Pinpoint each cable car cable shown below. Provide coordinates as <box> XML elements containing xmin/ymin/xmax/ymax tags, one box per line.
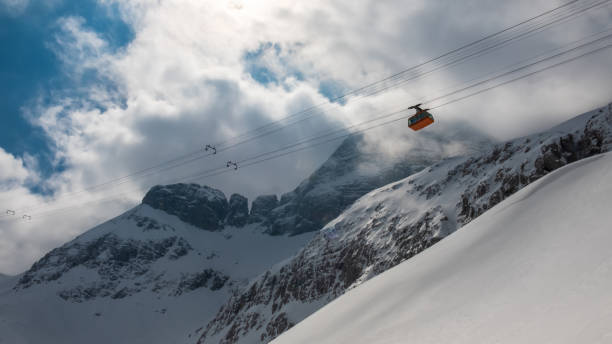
<box><xmin>3</xmin><ymin>0</ymin><xmax>609</xmax><ymax>218</ymax></box>
<box><xmin>210</xmin><ymin>0</ymin><xmax>586</xmax><ymax>148</ymax></box>
<box><xmin>211</xmin><ymin>0</ymin><xmax>611</xmax><ymax>151</ymax></box>
<box><xmin>6</xmin><ymin>29</ymin><xmax>611</xmax><ymax>221</ymax></box>
<box><xmin>8</xmin><ymin>32</ymin><xmax>611</xmax><ymax>223</ymax></box>
<box><xmin>211</xmin><ymin>0</ymin><xmax>610</xmax><ymax>149</ymax></box>
<box><xmin>12</xmin><ymin>0</ymin><xmax>607</xmax><ymax>214</ymax></box>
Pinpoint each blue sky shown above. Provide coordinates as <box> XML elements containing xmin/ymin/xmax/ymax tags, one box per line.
<box><xmin>0</xmin><ymin>0</ymin><xmax>132</xmax><ymax>180</ymax></box>
<box><xmin>243</xmin><ymin>41</ymin><xmax>347</xmax><ymax>104</ymax></box>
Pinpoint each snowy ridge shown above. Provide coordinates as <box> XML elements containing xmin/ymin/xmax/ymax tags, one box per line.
<box><xmin>196</xmin><ymin>103</ymin><xmax>612</xmax><ymax>343</ymax></box>
<box><xmin>274</xmin><ymin>151</ymin><xmax>612</xmax><ymax>344</ymax></box>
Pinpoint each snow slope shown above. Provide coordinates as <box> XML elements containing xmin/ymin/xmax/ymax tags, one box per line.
<box><xmin>0</xmin><ymin>127</ymin><xmax>470</xmax><ymax>344</ymax></box>
<box><xmin>0</xmin><ymin>204</ymin><xmax>314</xmax><ymax>344</ymax></box>
<box><xmin>275</xmin><ymin>151</ymin><xmax>612</xmax><ymax>344</ymax></box>
<box><xmin>198</xmin><ymin>104</ymin><xmax>612</xmax><ymax>343</ymax></box>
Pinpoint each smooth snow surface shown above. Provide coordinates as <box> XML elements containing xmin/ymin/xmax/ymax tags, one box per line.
<box><xmin>275</xmin><ymin>152</ymin><xmax>612</xmax><ymax>344</ymax></box>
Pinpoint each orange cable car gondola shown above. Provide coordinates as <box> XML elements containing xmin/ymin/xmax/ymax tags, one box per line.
<box><xmin>407</xmin><ymin>103</ymin><xmax>434</xmax><ymax>131</ymax></box>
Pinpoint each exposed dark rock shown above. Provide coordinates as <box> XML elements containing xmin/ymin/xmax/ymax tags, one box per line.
<box><xmin>249</xmin><ymin>195</ymin><xmax>278</xmax><ymax>224</ymax></box>
<box><xmin>261</xmin><ymin>135</ymin><xmax>440</xmax><ymax>236</ymax></box>
<box><xmin>225</xmin><ymin>194</ymin><xmax>249</xmax><ymax>227</ymax></box>
<box><xmin>198</xmin><ymin>205</ymin><xmax>452</xmax><ymax>343</ymax></box>
<box><xmin>142</xmin><ymin>183</ymin><xmax>228</xmax><ymax>231</ymax></box>
<box><xmin>112</xmin><ymin>287</ymin><xmax>131</xmax><ymax>300</ymax></box>
<box><xmin>169</xmin><ymin>238</ymin><xmax>193</xmax><ymax>260</ymax></box>
<box><xmin>262</xmin><ymin>313</ymin><xmax>294</xmax><ymax>343</ymax></box>
<box><xmin>127</xmin><ymin>212</ymin><xmax>176</xmax><ymax>232</ymax></box>
<box><xmin>475</xmin><ymin>181</ymin><xmax>489</xmax><ymax>198</ymax></box>
<box><xmin>174</xmin><ymin>269</ymin><xmax>230</xmax><ymax>296</ymax></box>
<box><xmin>58</xmin><ymin>282</ymin><xmax>118</xmax><ymax>302</ymax></box>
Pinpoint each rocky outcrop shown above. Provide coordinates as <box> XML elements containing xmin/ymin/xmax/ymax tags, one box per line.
<box><xmin>196</xmin><ymin>105</ymin><xmax>612</xmax><ymax>344</ymax></box>
<box><xmin>248</xmin><ymin>195</ymin><xmax>279</xmax><ymax>224</ymax></box>
<box><xmin>174</xmin><ymin>269</ymin><xmax>230</xmax><ymax>296</ymax></box>
<box><xmin>226</xmin><ymin>194</ymin><xmax>249</xmax><ymax>227</ymax></box>
<box><xmin>455</xmin><ymin>111</ymin><xmax>608</xmax><ymax>226</ymax></box>
<box><xmin>143</xmin><ymin>184</ymin><xmax>229</xmax><ymax>231</ymax></box>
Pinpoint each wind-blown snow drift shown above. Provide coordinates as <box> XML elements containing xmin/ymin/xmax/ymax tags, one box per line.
<box><xmin>275</xmin><ymin>151</ymin><xmax>612</xmax><ymax>344</ymax></box>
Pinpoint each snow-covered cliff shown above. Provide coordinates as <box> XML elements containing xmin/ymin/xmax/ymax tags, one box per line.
<box><xmin>274</xmin><ymin>149</ymin><xmax>612</xmax><ymax>344</ymax></box>
<box><xmin>197</xmin><ymin>104</ymin><xmax>612</xmax><ymax>343</ymax></box>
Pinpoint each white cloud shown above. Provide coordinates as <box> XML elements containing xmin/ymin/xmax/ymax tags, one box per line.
<box><xmin>2</xmin><ymin>0</ymin><xmax>612</xmax><ymax>274</ymax></box>
<box><xmin>0</xmin><ymin>148</ymin><xmax>32</xmax><ymax>186</ymax></box>
<box><xmin>0</xmin><ymin>0</ymin><xmax>28</xmax><ymax>15</ymax></box>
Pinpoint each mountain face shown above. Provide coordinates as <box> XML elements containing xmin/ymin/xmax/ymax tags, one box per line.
<box><xmin>2</xmin><ymin>129</ymin><xmax>463</xmax><ymax>343</ymax></box>
<box><xmin>196</xmin><ymin>104</ymin><xmax>612</xmax><ymax>344</ymax></box>
<box><xmin>142</xmin><ymin>184</ymin><xmax>230</xmax><ymax>231</ymax></box>
<box><xmin>3</xmin><ymin>203</ymin><xmax>315</xmax><ymax>344</ymax></box>
<box><xmin>140</xmin><ymin>134</ymin><xmax>450</xmax><ymax>237</ymax></box>
<box><xmin>226</xmin><ymin>194</ymin><xmax>249</xmax><ymax>227</ymax></box>
<box><xmin>274</xmin><ymin>151</ymin><xmax>612</xmax><ymax>344</ymax></box>
<box><xmin>259</xmin><ymin>133</ymin><xmax>465</xmax><ymax>236</ymax></box>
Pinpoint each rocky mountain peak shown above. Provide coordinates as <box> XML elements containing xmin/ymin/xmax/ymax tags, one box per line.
<box><xmin>260</xmin><ymin>133</ymin><xmax>449</xmax><ymax>236</ymax></box>
<box><xmin>140</xmin><ymin>130</ymin><xmax>480</xmax><ymax>237</ymax></box>
<box><xmin>142</xmin><ymin>183</ymin><xmax>230</xmax><ymax>231</ymax></box>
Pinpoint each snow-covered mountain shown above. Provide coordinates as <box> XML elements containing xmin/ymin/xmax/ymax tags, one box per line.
<box><xmin>247</xmin><ymin>132</ymin><xmax>462</xmax><ymax>236</ymax></box>
<box><xmin>1</xmin><ymin>201</ymin><xmax>314</xmax><ymax>344</ymax></box>
<box><xmin>274</xmin><ymin>150</ymin><xmax>612</xmax><ymax>344</ymax></box>
<box><xmin>0</xmin><ymin>129</ymin><xmax>460</xmax><ymax>343</ymax></box>
<box><xmin>5</xmin><ymin>102</ymin><xmax>608</xmax><ymax>344</ymax></box>
<box><xmin>197</xmin><ymin>104</ymin><xmax>612</xmax><ymax>343</ymax></box>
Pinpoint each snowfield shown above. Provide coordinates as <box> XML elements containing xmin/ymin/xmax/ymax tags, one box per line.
<box><xmin>274</xmin><ymin>151</ymin><xmax>612</xmax><ymax>344</ymax></box>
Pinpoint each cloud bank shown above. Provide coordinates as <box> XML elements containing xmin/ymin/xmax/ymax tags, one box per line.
<box><xmin>1</xmin><ymin>0</ymin><xmax>611</xmax><ymax>274</ymax></box>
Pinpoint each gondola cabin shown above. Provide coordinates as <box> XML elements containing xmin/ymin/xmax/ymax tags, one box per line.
<box><xmin>407</xmin><ymin>104</ymin><xmax>434</xmax><ymax>131</ymax></box>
